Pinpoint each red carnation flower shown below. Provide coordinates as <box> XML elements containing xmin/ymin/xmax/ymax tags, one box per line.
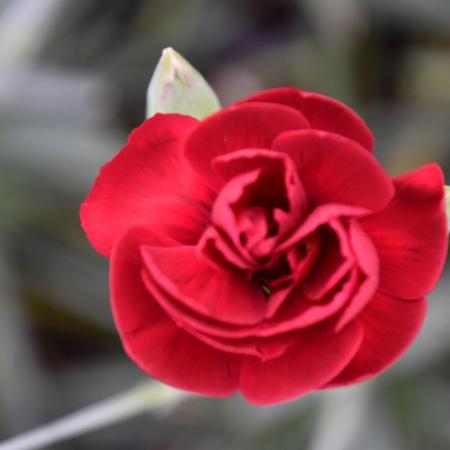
<box><xmin>80</xmin><ymin>87</ymin><xmax>448</xmax><ymax>405</ymax></box>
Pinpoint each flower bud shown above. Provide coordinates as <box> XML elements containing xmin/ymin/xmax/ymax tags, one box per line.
<box><xmin>146</xmin><ymin>47</ymin><xmax>220</xmax><ymax>119</ymax></box>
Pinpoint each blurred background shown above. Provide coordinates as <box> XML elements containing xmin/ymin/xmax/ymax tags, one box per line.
<box><xmin>1</xmin><ymin>0</ymin><xmax>450</xmax><ymax>448</ymax></box>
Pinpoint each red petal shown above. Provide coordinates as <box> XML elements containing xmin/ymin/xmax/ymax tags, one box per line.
<box><xmin>240</xmin><ymin>87</ymin><xmax>374</xmax><ymax>151</ymax></box>
<box><xmin>213</xmin><ymin>148</ymin><xmax>308</xmax><ymax>224</ymax></box>
<box><xmin>210</xmin><ymin>149</ymin><xmax>309</xmax><ymax>264</ymax></box>
<box><xmin>362</xmin><ymin>164</ymin><xmax>448</xmax><ymax>300</ymax></box>
<box><xmin>279</xmin><ymin>203</ymin><xmax>370</xmax><ymax>252</ymax></box>
<box><xmin>140</xmin><ymin>251</ymin><xmax>299</xmax><ymax>361</ymax></box>
<box><xmin>80</xmin><ymin>114</ymin><xmax>212</xmax><ymax>257</ymax></box>
<box><xmin>143</xmin><ymin>198</ymin><xmax>211</xmax><ymax>245</ymax></box>
<box><xmin>140</xmin><ymin>245</ymin><xmax>267</xmax><ymax>325</ymax></box>
<box><xmin>185</xmin><ymin>327</ymin><xmax>297</xmax><ymax>361</ymax></box>
<box><xmin>198</xmin><ymin>226</ymin><xmax>252</xmax><ymax>271</ymax></box>
<box><xmin>184</xmin><ymin>102</ymin><xmax>309</xmax><ymax>191</ymax></box>
<box><xmin>327</xmin><ymin>293</ymin><xmax>426</xmax><ymax>386</ymax></box>
<box><xmin>273</xmin><ymin>130</ymin><xmax>394</xmax><ymax>211</ymax></box>
<box><xmin>334</xmin><ymin>220</ymin><xmax>379</xmax><ymax>329</ymax></box>
<box><xmin>263</xmin><ymin>269</ymin><xmax>359</xmax><ymax>333</ymax></box>
<box><xmin>303</xmin><ymin>220</ymin><xmax>353</xmax><ymax>301</ymax></box>
<box><xmin>240</xmin><ymin>321</ymin><xmax>363</xmax><ymax>405</ymax></box>
<box><xmin>110</xmin><ymin>226</ymin><xmax>239</xmax><ymax>396</ymax></box>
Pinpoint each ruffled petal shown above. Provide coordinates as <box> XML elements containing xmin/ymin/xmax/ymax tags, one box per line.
<box><xmin>239</xmin><ymin>321</ymin><xmax>363</xmax><ymax>405</ymax></box>
<box><xmin>210</xmin><ymin>149</ymin><xmax>309</xmax><ymax>266</ymax></box>
<box><xmin>198</xmin><ymin>226</ymin><xmax>251</xmax><ymax>271</ymax></box>
<box><xmin>302</xmin><ymin>220</ymin><xmax>353</xmax><ymax>301</ymax></box>
<box><xmin>262</xmin><ymin>269</ymin><xmax>359</xmax><ymax>334</ymax></box>
<box><xmin>272</xmin><ymin>130</ymin><xmax>394</xmax><ymax>211</ymax></box>
<box><xmin>213</xmin><ymin>148</ymin><xmax>308</xmax><ymax>228</ymax></box>
<box><xmin>279</xmin><ymin>203</ymin><xmax>370</xmax><ymax>252</ymax></box>
<box><xmin>239</xmin><ymin>86</ymin><xmax>374</xmax><ymax>151</ymax></box>
<box><xmin>110</xmin><ymin>226</ymin><xmax>240</xmax><ymax>396</ymax></box>
<box><xmin>140</xmin><ymin>245</ymin><xmax>267</xmax><ymax>325</ymax></box>
<box><xmin>139</xmin><ymin>250</ymin><xmax>298</xmax><ymax>361</ymax></box>
<box><xmin>161</xmin><ymin>307</ymin><xmax>298</xmax><ymax>361</ymax></box>
<box><xmin>80</xmin><ymin>113</ymin><xmax>212</xmax><ymax>257</ymax></box>
<box><xmin>210</xmin><ymin>170</ymin><xmax>262</xmax><ymax>266</ymax></box>
<box><xmin>327</xmin><ymin>293</ymin><xmax>426</xmax><ymax>386</ymax></box>
<box><xmin>184</xmin><ymin>102</ymin><xmax>309</xmax><ymax>190</ymax></box>
<box><xmin>361</xmin><ymin>164</ymin><xmax>448</xmax><ymax>300</ymax></box>
<box><xmin>265</xmin><ymin>218</ymin><xmax>378</xmax><ymax>331</ymax></box>
<box><xmin>334</xmin><ymin>220</ymin><xmax>379</xmax><ymax>329</ymax></box>
<box><xmin>140</xmin><ymin>198</ymin><xmax>210</xmax><ymax>245</ymax></box>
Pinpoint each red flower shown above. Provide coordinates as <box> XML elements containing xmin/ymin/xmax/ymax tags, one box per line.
<box><xmin>80</xmin><ymin>87</ymin><xmax>448</xmax><ymax>405</ymax></box>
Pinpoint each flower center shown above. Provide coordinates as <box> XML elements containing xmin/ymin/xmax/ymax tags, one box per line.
<box><xmin>198</xmin><ymin>149</ymin><xmax>318</xmax><ymax>297</ymax></box>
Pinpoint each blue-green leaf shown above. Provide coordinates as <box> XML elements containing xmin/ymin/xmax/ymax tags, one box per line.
<box><xmin>445</xmin><ymin>186</ymin><xmax>450</xmax><ymax>231</ymax></box>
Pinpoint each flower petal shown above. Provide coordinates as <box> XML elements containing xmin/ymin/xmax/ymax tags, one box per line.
<box><xmin>279</xmin><ymin>203</ymin><xmax>370</xmax><ymax>252</ymax></box>
<box><xmin>263</xmin><ymin>269</ymin><xmax>359</xmax><ymax>333</ymax></box>
<box><xmin>184</xmin><ymin>102</ymin><xmax>309</xmax><ymax>190</ymax></box>
<box><xmin>239</xmin><ymin>321</ymin><xmax>363</xmax><ymax>405</ymax></box>
<box><xmin>272</xmin><ymin>130</ymin><xmax>394</xmax><ymax>211</ymax></box>
<box><xmin>239</xmin><ymin>86</ymin><xmax>374</xmax><ymax>151</ymax></box>
<box><xmin>139</xmin><ymin>247</ymin><xmax>299</xmax><ymax>361</ymax></box>
<box><xmin>302</xmin><ymin>220</ymin><xmax>353</xmax><ymax>301</ymax></box>
<box><xmin>110</xmin><ymin>226</ymin><xmax>240</xmax><ymax>396</ymax></box>
<box><xmin>197</xmin><ymin>226</ymin><xmax>248</xmax><ymax>271</ymax></box>
<box><xmin>334</xmin><ymin>220</ymin><xmax>379</xmax><ymax>330</ymax></box>
<box><xmin>140</xmin><ymin>245</ymin><xmax>267</xmax><ymax>325</ymax></box>
<box><xmin>80</xmin><ymin>113</ymin><xmax>212</xmax><ymax>257</ymax></box>
<box><xmin>327</xmin><ymin>293</ymin><xmax>426</xmax><ymax>386</ymax></box>
<box><xmin>210</xmin><ymin>150</ymin><xmax>309</xmax><ymax>265</ymax></box>
<box><xmin>213</xmin><ymin>148</ymin><xmax>309</xmax><ymax>225</ymax></box>
<box><xmin>142</xmin><ymin>198</ymin><xmax>211</xmax><ymax>245</ymax></box>
<box><xmin>149</xmin><ymin>296</ymin><xmax>298</xmax><ymax>361</ymax></box>
<box><xmin>361</xmin><ymin>164</ymin><xmax>448</xmax><ymax>300</ymax></box>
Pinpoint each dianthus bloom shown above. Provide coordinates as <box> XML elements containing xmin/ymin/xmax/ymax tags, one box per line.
<box><xmin>81</xmin><ymin>87</ymin><xmax>448</xmax><ymax>405</ymax></box>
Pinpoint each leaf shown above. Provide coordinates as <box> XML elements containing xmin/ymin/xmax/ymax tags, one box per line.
<box><xmin>445</xmin><ymin>185</ymin><xmax>450</xmax><ymax>232</ymax></box>
<box><xmin>146</xmin><ymin>47</ymin><xmax>221</xmax><ymax>120</ymax></box>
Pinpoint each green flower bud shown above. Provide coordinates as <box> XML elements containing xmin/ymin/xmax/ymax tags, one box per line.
<box><xmin>146</xmin><ymin>47</ymin><xmax>220</xmax><ymax>120</ymax></box>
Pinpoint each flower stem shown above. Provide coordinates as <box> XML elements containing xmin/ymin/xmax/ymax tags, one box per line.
<box><xmin>0</xmin><ymin>382</ymin><xmax>188</xmax><ymax>450</ymax></box>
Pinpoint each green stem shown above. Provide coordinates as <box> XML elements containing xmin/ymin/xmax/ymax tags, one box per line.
<box><xmin>0</xmin><ymin>382</ymin><xmax>188</xmax><ymax>450</ymax></box>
